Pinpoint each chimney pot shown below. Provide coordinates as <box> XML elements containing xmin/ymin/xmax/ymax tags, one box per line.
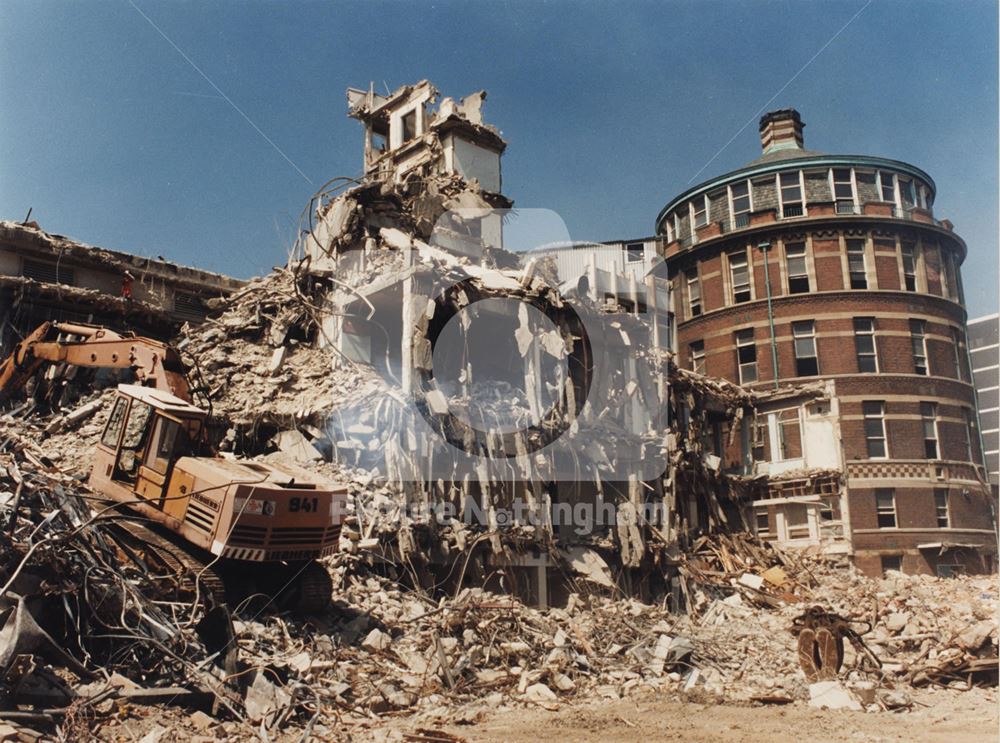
<box><xmin>759</xmin><ymin>109</ymin><xmax>805</xmax><ymax>154</ymax></box>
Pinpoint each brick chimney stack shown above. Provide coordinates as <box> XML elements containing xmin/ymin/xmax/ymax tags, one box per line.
<box><xmin>759</xmin><ymin>109</ymin><xmax>805</xmax><ymax>154</ymax></box>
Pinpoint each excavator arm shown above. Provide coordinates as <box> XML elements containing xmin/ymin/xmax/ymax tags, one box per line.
<box><xmin>0</xmin><ymin>321</ymin><xmax>190</xmax><ymax>403</ymax></box>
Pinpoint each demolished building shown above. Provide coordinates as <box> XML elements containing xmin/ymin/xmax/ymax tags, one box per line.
<box><xmin>167</xmin><ymin>80</ymin><xmax>756</xmax><ymax>608</ymax></box>
<box><xmin>0</xmin><ymin>220</ymin><xmax>244</xmax><ymax>357</ymax></box>
<box><xmin>0</xmin><ymin>81</ymin><xmax>996</xmax><ymax>740</ymax></box>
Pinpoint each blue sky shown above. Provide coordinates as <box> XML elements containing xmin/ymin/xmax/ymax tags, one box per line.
<box><xmin>1</xmin><ymin>0</ymin><xmax>996</xmax><ymax>316</ymax></box>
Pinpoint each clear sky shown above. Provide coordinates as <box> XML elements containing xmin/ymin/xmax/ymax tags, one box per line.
<box><xmin>1</xmin><ymin>0</ymin><xmax>997</xmax><ymax>316</ymax></box>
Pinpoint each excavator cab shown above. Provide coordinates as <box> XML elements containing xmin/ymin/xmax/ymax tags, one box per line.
<box><xmin>94</xmin><ymin>384</ymin><xmax>206</xmax><ymax>511</ymax></box>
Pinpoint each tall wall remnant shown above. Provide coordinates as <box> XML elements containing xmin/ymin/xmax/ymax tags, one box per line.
<box><xmin>270</xmin><ymin>81</ymin><xmax>754</xmax><ymax>606</ymax></box>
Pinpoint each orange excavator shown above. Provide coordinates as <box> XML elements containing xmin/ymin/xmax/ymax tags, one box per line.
<box><xmin>1</xmin><ymin>321</ymin><xmax>346</xmax><ymax>613</ymax></box>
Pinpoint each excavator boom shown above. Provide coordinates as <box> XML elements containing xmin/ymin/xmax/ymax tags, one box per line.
<box><xmin>0</xmin><ymin>321</ymin><xmax>190</xmax><ymax>402</ymax></box>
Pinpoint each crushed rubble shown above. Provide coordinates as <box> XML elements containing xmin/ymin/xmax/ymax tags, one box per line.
<box><xmin>0</xmin><ymin>79</ymin><xmax>994</xmax><ymax>740</ymax></box>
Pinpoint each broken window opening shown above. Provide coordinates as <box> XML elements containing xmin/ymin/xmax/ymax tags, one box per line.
<box><xmin>777</xmin><ymin>409</ymin><xmax>802</xmax><ymax>460</ymax></box>
<box><xmin>754</xmin><ymin>508</ymin><xmax>771</xmax><ymax>538</ymax></box>
<box><xmin>881</xmin><ymin>554</ymin><xmax>902</xmax><ymax>574</ymax></box>
<box><xmin>401</xmin><ymin>110</ymin><xmax>418</xmax><ymax>143</ymax></box>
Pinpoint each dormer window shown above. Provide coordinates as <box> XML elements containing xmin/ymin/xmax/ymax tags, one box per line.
<box><xmin>729</xmin><ymin>180</ymin><xmax>752</xmax><ymax>227</ymax></box>
<box><xmin>831</xmin><ymin>168</ymin><xmax>856</xmax><ymax>213</ymax></box>
<box><xmin>691</xmin><ymin>195</ymin><xmax>709</xmax><ymax>228</ymax></box>
<box><xmin>877</xmin><ymin>171</ymin><xmax>898</xmax><ymax>204</ymax></box>
<box><xmin>778</xmin><ymin>171</ymin><xmax>805</xmax><ymax>218</ymax></box>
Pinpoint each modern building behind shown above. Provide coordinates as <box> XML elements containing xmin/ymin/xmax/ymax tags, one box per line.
<box><xmin>968</xmin><ymin>314</ymin><xmax>999</xmax><ymax>497</ymax></box>
<box><xmin>656</xmin><ymin>109</ymin><xmax>996</xmax><ymax>576</ymax></box>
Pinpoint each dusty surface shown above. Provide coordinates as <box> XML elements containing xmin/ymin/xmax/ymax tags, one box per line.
<box><xmin>424</xmin><ymin>688</ymin><xmax>999</xmax><ymax>743</ymax></box>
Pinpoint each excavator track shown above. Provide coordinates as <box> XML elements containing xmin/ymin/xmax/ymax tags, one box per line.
<box><xmin>109</xmin><ymin>517</ymin><xmax>227</xmax><ymax>608</ymax></box>
<box><xmin>287</xmin><ymin>560</ymin><xmax>334</xmax><ymax>615</ymax></box>
<box><xmin>107</xmin><ymin>514</ymin><xmax>332</xmax><ymax>615</ymax></box>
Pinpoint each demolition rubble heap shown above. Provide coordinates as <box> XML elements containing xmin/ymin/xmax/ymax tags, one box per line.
<box><xmin>0</xmin><ymin>81</ymin><xmax>994</xmax><ymax>739</ymax></box>
<box><xmin>0</xmin><ymin>437</ymin><xmax>995</xmax><ymax>740</ymax></box>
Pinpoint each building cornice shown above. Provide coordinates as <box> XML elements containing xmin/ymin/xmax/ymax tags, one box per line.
<box><xmin>656</xmin><ymin>154</ymin><xmax>937</xmax><ymax>234</ymax></box>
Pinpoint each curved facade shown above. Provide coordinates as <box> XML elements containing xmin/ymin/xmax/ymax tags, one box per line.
<box><xmin>658</xmin><ymin>109</ymin><xmax>995</xmax><ymax>576</ymax></box>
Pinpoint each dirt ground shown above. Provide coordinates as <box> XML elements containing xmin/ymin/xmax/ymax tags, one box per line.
<box><xmin>420</xmin><ymin>688</ymin><xmax>999</xmax><ymax>743</ymax></box>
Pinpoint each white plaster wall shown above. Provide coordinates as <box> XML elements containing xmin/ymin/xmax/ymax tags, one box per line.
<box><xmin>449</xmin><ymin>137</ymin><xmax>501</xmax><ymax>192</ymax></box>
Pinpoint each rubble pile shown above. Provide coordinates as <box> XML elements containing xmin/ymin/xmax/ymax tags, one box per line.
<box><xmin>0</xmin><ymin>452</ymin><xmax>248</xmax><ymax>739</ymax></box>
<box><xmin>0</xmin><ymin>419</ymin><xmax>995</xmax><ymax>740</ymax></box>
<box><xmin>176</xmin><ymin>269</ymin><xmax>381</xmax><ymax>432</ymax></box>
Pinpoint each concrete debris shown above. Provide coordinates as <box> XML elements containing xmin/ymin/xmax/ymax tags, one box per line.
<box><xmin>808</xmin><ymin>680</ymin><xmax>863</xmax><ymax>711</ymax></box>
<box><xmin>0</xmin><ymin>79</ymin><xmax>995</xmax><ymax>740</ymax></box>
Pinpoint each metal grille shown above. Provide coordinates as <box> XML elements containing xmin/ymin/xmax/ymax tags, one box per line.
<box><xmin>173</xmin><ymin>292</ymin><xmax>207</xmax><ymax>323</ymax></box>
<box><xmin>185</xmin><ymin>502</ymin><xmax>215</xmax><ymax>533</ymax></box>
<box><xmin>269</xmin><ymin>526</ymin><xmax>328</xmax><ymax>545</ymax></box>
<box><xmin>22</xmin><ymin>259</ymin><xmax>75</xmax><ymax>286</ymax></box>
<box><xmin>229</xmin><ymin>524</ymin><xmax>268</xmax><ymax>545</ymax></box>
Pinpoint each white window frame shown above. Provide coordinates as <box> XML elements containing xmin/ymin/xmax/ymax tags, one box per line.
<box><xmin>877</xmin><ymin>170</ymin><xmax>899</xmax><ymax>206</ymax></box>
<box><xmin>736</xmin><ymin>328</ymin><xmax>758</xmax><ymax>384</ymax></box>
<box><xmin>728</xmin><ymin>180</ymin><xmax>753</xmax><ymax>227</ymax></box>
<box><xmin>785</xmin><ymin>242</ymin><xmax>810</xmax><ymax>294</ymax></box>
<box><xmin>910</xmin><ymin>319</ymin><xmax>928</xmax><ymax>375</ymax></box>
<box><xmin>921</xmin><ymin>401</ymin><xmax>940</xmax><ymax>459</ymax></box>
<box><xmin>846</xmin><ymin>239</ymin><xmax>868</xmax><ymax>289</ymax></box>
<box><xmin>963</xmin><ymin>409</ymin><xmax>976</xmax><ymax>462</ymax></box>
<box><xmin>689</xmin><ymin>340</ymin><xmax>706</xmax><ymax>374</ymax></box>
<box><xmin>690</xmin><ymin>195</ymin><xmax>709</xmax><ymax>230</ymax></box>
<box><xmin>863</xmin><ymin>401</ymin><xmax>888</xmax><ymax>459</ymax></box>
<box><xmin>665</xmin><ymin>218</ymin><xmax>675</xmax><ymax>243</ymax></box>
<box><xmin>951</xmin><ymin>327</ymin><xmax>966</xmax><ymax>381</ymax></box>
<box><xmin>728</xmin><ymin>250</ymin><xmax>752</xmax><ymax>304</ymax></box>
<box><xmin>901</xmin><ymin>243</ymin><xmax>918</xmax><ymax>291</ymax></box>
<box><xmin>673</xmin><ymin>213</ymin><xmax>682</xmax><ymax>241</ymax></box>
<box><xmin>934</xmin><ymin>489</ymin><xmax>950</xmax><ymax>528</ymax></box>
<box><xmin>685</xmin><ymin>269</ymin><xmax>702</xmax><ymax>319</ymax></box>
<box><xmin>777</xmin><ymin>170</ymin><xmax>806</xmax><ymax>218</ymax></box>
<box><xmin>830</xmin><ymin>167</ymin><xmax>857</xmax><ymax>212</ymax></box>
<box><xmin>876</xmin><ymin>488</ymin><xmax>897</xmax><ymax>528</ymax></box>
<box><xmin>853</xmin><ymin>317</ymin><xmax>878</xmax><ymax>373</ymax></box>
<box><xmin>792</xmin><ymin>320</ymin><xmax>818</xmax><ymax>376</ymax></box>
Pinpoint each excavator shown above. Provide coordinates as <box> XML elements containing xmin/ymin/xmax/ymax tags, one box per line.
<box><xmin>0</xmin><ymin>321</ymin><xmax>346</xmax><ymax>613</ymax></box>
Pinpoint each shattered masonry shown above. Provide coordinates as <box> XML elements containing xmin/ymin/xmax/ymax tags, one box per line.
<box><xmin>0</xmin><ymin>81</ymin><xmax>995</xmax><ymax>740</ymax></box>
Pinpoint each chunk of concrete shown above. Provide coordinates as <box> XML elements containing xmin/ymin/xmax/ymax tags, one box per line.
<box><xmin>808</xmin><ymin>680</ymin><xmax>862</xmax><ymax>711</ymax></box>
<box><xmin>362</xmin><ymin>628</ymin><xmax>392</xmax><ymax>652</ymax></box>
<box><xmin>524</xmin><ymin>682</ymin><xmax>557</xmax><ymax>702</ymax></box>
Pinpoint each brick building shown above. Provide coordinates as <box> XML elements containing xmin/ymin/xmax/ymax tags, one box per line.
<box><xmin>656</xmin><ymin>109</ymin><xmax>996</xmax><ymax>576</ymax></box>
